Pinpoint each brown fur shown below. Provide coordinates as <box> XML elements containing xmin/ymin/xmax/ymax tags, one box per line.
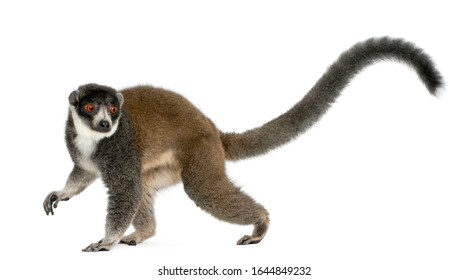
<box><xmin>121</xmin><ymin>86</ymin><xmax>269</xmax><ymax>245</ymax></box>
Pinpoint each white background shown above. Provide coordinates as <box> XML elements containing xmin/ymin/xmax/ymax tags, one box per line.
<box><xmin>0</xmin><ymin>1</ymin><xmax>466</xmax><ymax>279</ymax></box>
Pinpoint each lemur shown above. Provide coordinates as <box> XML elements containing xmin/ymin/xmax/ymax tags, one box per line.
<box><xmin>43</xmin><ymin>37</ymin><xmax>443</xmax><ymax>252</ymax></box>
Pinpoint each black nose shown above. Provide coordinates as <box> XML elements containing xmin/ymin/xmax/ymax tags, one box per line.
<box><xmin>99</xmin><ymin>120</ymin><xmax>110</xmax><ymax>129</ymax></box>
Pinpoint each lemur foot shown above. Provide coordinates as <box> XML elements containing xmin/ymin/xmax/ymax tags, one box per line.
<box><xmin>236</xmin><ymin>235</ymin><xmax>263</xmax><ymax>245</ymax></box>
<box><xmin>119</xmin><ymin>230</ymin><xmax>155</xmax><ymax>246</ymax></box>
<box><xmin>120</xmin><ymin>239</ymin><xmax>137</xmax><ymax>246</ymax></box>
<box><xmin>82</xmin><ymin>242</ymin><xmax>112</xmax><ymax>252</ymax></box>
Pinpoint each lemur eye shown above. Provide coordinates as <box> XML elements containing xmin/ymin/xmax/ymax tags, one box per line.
<box><xmin>85</xmin><ymin>104</ymin><xmax>96</xmax><ymax>113</ymax></box>
<box><xmin>109</xmin><ymin>106</ymin><xmax>118</xmax><ymax>114</ymax></box>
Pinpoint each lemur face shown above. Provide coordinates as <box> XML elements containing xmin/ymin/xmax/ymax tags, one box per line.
<box><xmin>68</xmin><ymin>83</ymin><xmax>124</xmax><ymax>137</ymax></box>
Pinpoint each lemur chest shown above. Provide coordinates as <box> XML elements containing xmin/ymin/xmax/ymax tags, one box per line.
<box><xmin>74</xmin><ymin>134</ymin><xmax>101</xmax><ymax>175</ymax></box>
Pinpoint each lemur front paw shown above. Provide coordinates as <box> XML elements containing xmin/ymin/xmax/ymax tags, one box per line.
<box><xmin>82</xmin><ymin>242</ymin><xmax>112</xmax><ymax>252</ymax></box>
<box><xmin>43</xmin><ymin>191</ymin><xmax>69</xmax><ymax>216</ymax></box>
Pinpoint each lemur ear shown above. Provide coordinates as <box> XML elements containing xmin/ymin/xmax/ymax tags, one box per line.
<box><xmin>116</xmin><ymin>92</ymin><xmax>124</xmax><ymax>107</ymax></box>
<box><xmin>68</xmin><ymin>90</ymin><xmax>80</xmax><ymax>106</ymax></box>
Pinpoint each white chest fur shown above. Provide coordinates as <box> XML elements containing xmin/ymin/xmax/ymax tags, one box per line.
<box><xmin>74</xmin><ymin>133</ymin><xmax>100</xmax><ymax>174</ymax></box>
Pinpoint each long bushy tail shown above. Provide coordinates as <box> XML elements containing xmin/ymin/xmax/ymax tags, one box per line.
<box><xmin>221</xmin><ymin>37</ymin><xmax>444</xmax><ymax>161</ymax></box>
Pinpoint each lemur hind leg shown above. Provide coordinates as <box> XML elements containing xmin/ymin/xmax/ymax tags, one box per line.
<box><xmin>119</xmin><ymin>182</ymin><xmax>156</xmax><ymax>246</ymax></box>
<box><xmin>120</xmin><ymin>166</ymin><xmax>181</xmax><ymax>245</ymax></box>
<box><xmin>181</xmin><ymin>139</ymin><xmax>270</xmax><ymax>245</ymax></box>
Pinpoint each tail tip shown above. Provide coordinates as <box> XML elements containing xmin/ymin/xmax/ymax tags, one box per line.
<box><xmin>426</xmin><ymin>73</ymin><xmax>445</xmax><ymax>97</ymax></box>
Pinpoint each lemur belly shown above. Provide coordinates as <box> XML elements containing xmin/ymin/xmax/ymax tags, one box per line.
<box><xmin>141</xmin><ymin>150</ymin><xmax>182</xmax><ymax>190</ymax></box>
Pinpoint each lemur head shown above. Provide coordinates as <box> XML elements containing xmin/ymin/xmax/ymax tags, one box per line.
<box><xmin>68</xmin><ymin>83</ymin><xmax>124</xmax><ymax>139</ymax></box>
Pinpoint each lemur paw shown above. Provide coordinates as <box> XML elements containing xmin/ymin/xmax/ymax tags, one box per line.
<box><xmin>119</xmin><ymin>230</ymin><xmax>155</xmax><ymax>246</ymax></box>
<box><xmin>120</xmin><ymin>239</ymin><xmax>137</xmax><ymax>246</ymax></box>
<box><xmin>82</xmin><ymin>242</ymin><xmax>112</xmax><ymax>252</ymax></box>
<box><xmin>237</xmin><ymin>235</ymin><xmax>262</xmax><ymax>245</ymax></box>
<box><xmin>43</xmin><ymin>191</ymin><xmax>69</xmax><ymax>216</ymax></box>
<box><xmin>119</xmin><ymin>233</ymin><xmax>138</xmax><ymax>246</ymax></box>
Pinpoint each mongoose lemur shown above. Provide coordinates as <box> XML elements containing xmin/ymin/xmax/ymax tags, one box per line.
<box><xmin>43</xmin><ymin>37</ymin><xmax>443</xmax><ymax>252</ymax></box>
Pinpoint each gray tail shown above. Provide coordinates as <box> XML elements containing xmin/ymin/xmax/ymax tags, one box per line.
<box><xmin>221</xmin><ymin>37</ymin><xmax>444</xmax><ymax>161</ymax></box>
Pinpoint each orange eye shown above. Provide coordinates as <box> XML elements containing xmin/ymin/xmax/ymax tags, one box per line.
<box><xmin>85</xmin><ymin>104</ymin><xmax>95</xmax><ymax>113</ymax></box>
<box><xmin>109</xmin><ymin>106</ymin><xmax>118</xmax><ymax>114</ymax></box>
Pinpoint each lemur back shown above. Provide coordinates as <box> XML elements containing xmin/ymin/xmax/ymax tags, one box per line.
<box><xmin>43</xmin><ymin>37</ymin><xmax>443</xmax><ymax>252</ymax></box>
<box><xmin>121</xmin><ymin>86</ymin><xmax>220</xmax><ymax>172</ymax></box>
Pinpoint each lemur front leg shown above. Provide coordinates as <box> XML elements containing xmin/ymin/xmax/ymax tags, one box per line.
<box><xmin>82</xmin><ymin>163</ymin><xmax>142</xmax><ymax>252</ymax></box>
<box><xmin>43</xmin><ymin>165</ymin><xmax>97</xmax><ymax>215</ymax></box>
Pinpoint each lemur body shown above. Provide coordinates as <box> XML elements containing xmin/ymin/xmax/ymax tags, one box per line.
<box><xmin>43</xmin><ymin>37</ymin><xmax>443</xmax><ymax>252</ymax></box>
